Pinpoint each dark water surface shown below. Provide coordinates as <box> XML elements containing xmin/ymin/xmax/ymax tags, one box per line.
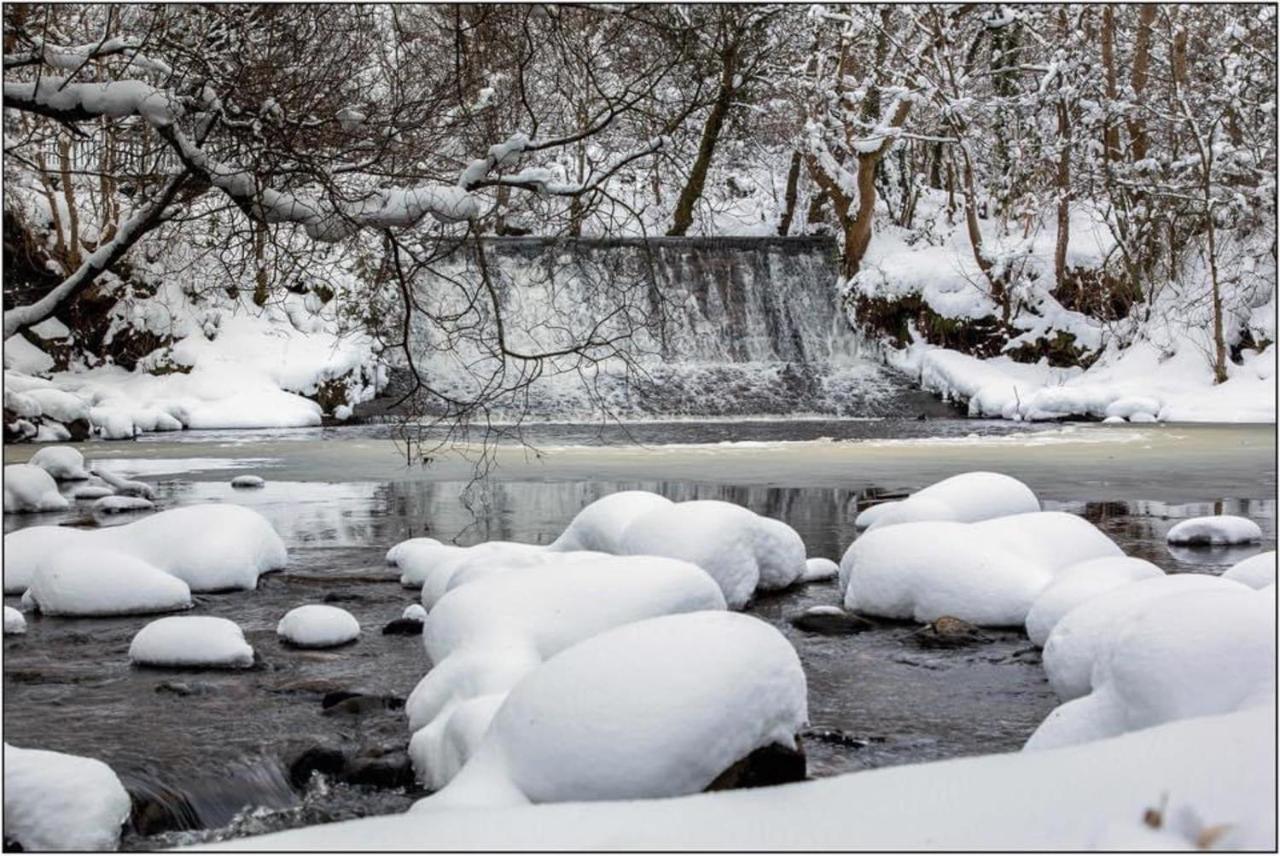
<box><xmin>2</xmin><ymin>421</ymin><xmax>1274</xmax><ymax>848</ymax></box>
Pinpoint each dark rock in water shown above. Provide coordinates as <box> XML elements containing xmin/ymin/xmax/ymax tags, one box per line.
<box><xmin>801</xmin><ymin>727</ymin><xmax>870</xmax><ymax>749</ymax></box>
<box><xmin>913</xmin><ymin>616</ymin><xmax>988</xmax><ymax>649</ymax></box>
<box><xmin>268</xmin><ymin>678</ymin><xmax>350</xmax><ymax>696</ymax></box>
<box><xmin>65</xmin><ymin>418</ymin><xmax>92</xmax><ymax>442</ymax></box>
<box><xmin>4</xmin><ymin>837</ymin><xmax>23</xmax><ymax>852</ymax></box>
<box><xmin>789</xmin><ymin>607</ymin><xmax>876</xmax><ymax>636</ymax></box>
<box><xmin>321</xmin><ymin>591</ymin><xmax>365</xmax><ymax>604</ymax></box>
<box><xmin>127</xmin><ymin>783</ymin><xmax>202</xmax><ymax>837</ymax></box>
<box><xmin>288</xmin><ymin>746</ymin><xmax>349</xmax><ymax>790</ymax></box>
<box><xmin>381</xmin><ymin>618</ymin><xmax>424</xmax><ymax>636</ymax></box>
<box><xmin>155</xmin><ymin>681</ymin><xmax>203</xmax><ymax>697</ymax></box>
<box><xmin>344</xmin><ymin>752</ymin><xmax>415</xmax><ymax>790</ymax></box>
<box><xmin>705</xmin><ymin>739</ymin><xmax>806</xmax><ymax>791</ymax></box>
<box><xmin>320</xmin><ymin>693</ymin><xmax>405</xmax><ymax>716</ymax></box>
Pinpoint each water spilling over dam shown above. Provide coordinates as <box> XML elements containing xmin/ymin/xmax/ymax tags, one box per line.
<box><xmin>400</xmin><ymin>236</ymin><xmax>932</xmax><ymax>419</ymax></box>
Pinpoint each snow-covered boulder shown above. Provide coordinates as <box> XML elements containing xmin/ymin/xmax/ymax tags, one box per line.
<box><xmin>23</xmin><ymin>388</ymin><xmax>88</xmax><ymax>424</ymax></box>
<box><xmin>25</xmin><ymin>548</ymin><xmax>193</xmax><ymax>617</ymax></box>
<box><xmin>800</xmin><ymin>557</ymin><xmax>839</xmax><ymax>582</ymax></box>
<box><xmin>92</xmin><ymin>467</ymin><xmax>156</xmax><ymax>500</ymax></box>
<box><xmin>3</xmin><ymin>464</ymin><xmax>69</xmax><ymax>514</ymax></box>
<box><xmin>27</xmin><ymin>446</ymin><xmax>90</xmax><ymax>481</ymax></box>
<box><xmin>386</xmin><ymin>537</ymin><xmax>441</xmax><ymax>566</ymax></box>
<box><xmin>1041</xmin><ymin>573</ymin><xmax>1247</xmax><ymax>701</ymax></box>
<box><xmin>416</xmin><ymin>542</ymin><xmax>553</xmax><ymax>607</ymax></box>
<box><xmin>619</xmin><ymin>500</ymin><xmax>805</xmax><ymax>608</ymax></box>
<box><xmin>4</xmin><ymin>605</ymin><xmax>27</xmax><ymax>635</ymax></box>
<box><xmin>1024</xmin><ymin>557</ymin><xmax>1164</xmax><ymax>647</ymax></box>
<box><xmin>1166</xmin><ymin>515</ymin><xmax>1263</xmax><ymax>546</ymax></box>
<box><xmin>277</xmin><ymin>605</ymin><xmax>361</xmax><ymax>648</ymax></box>
<box><xmin>1224</xmin><ymin>551</ymin><xmax>1276</xmax><ymax>589</ymax></box>
<box><xmin>3</xmin><ymin>744</ymin><xmax>131</xmax><ymax>851</ymax></box>
<box><xmin>1027</xmin><ymin>587</ymin><xmax>1275</xmax><ymax>750</ymax></box>
<box><xmin>231</xmin><ymin>475</ymin><xmax>265</xmax><ymax>489</ymax></box>
<box><xmin>968</xmin><ymin>512</ymin><xmax>1124</xmax><ymax>575</ymax></box>
<box><xmin>129</xmin><ymin>616</ymin><xmax>254</xmax><ymax>669</ymax></box>
<box><xmin>3</xmin><ymin>504</ymin><xmax>286</xmax><ymax>594</ymax></box>
<box><xmin>854</xmin><ymin>472</ymin><xmax>1039</xmax><ymax>531</ymax></box>
<box><xmin>548</xmin><ymin>490</ymin><xmax>674</xmax><ymax>554</ymax></box>
<box><xmin>403</xmin><ymin>603</ymin><xmax>428</xmax><ymax>622</ymax></box>
<box><xmin>73</xmin><ymin>484</ymin><xmax>115</xmax><ymax>500</ymax></box>
<box><xmin>419</xmin><ymin>611</ymin><xmax>806</xmax><ymax>809</ymax></box>
<box><xmin>406</xmin><ymin>556</ymin><xmax>726</xmax><ymax>789</ymax></box>
<box><xmin>92</xmin><ymin>495</ymin><xmax>155</xmax><ymax>514</ymax></box>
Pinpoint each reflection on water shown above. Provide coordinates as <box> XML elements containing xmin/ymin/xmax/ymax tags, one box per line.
<box><xmin>2</xmin><ymin>433</ymin><xmax>1275</xmax><ymax>848</ymax></box>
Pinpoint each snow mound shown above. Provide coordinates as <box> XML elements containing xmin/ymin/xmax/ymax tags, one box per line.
<box><xmin>73</xmin><ymin>484</ymin><xmax>115</xmax><ymax>500</ymax></box>
<box><xmin>4</xmin><ymin>605</ymin><xmax>27</xmax><ymax>635</ymax></box>
<box><xmin>619</xmin><ymin>500</ymin><xmax>806</xmax><ymax>608</ymax></box>
<box><xmin>420</xmin><ymin>611</ymin><xmax>806</xmax><ymax>809</ymax></box>
<box><xmin>277</xmin><ymin>605</ymin><xmax>360</xmax><ymax>648</ymax></box>
<box><xmin>1224</xmin><ymin>551</ymin><xmax>1276</xmax><ymax>589</ymax></box>
<box><xmin>801</xmin><ymin>557</ymin><xmax>839</xmax><ymax>582</ymax></box>
<box><xmin>855</xmin><ymin>472</ymin><xmax>1039</xmax><ymax>531</ymax></box>
<box><xmin>416</xmin><ymin>542</ymin><xmax>552</xmax><ymax>607</ymax></box>
<box><xmin>3</xmin><ymin>743</ymin><xmax>131</xmax><ymax>851</ymax></box>
<box><xmin>25</xmin><ymin>548</ymin><xmax>192</xmax><ymax>617</ymax></box>
<box><xmin>406</xmin><ymin>555</ymin><xmax>726</xmax><ymax>789</ymax></box>
<box><xmin>1041</xmin><ymin>574</ymin><xmax>1247</xmax><ymax>701</ymax></box>
<box><xmin>548</xmin><ymin>490</ymin><xmax>674</xmax><ymax>554</ymax></box>
<box><xmin>1024</xmin><ymin>557</ymin><xmax>1164</xmax><ymax>647</ymax></box>
<box><xmin>1166</xmin><ymin>515</ymin><xmax>1263</xmax><ymax>546</ymax></box>
<box><xmin>92</xmin><ymin>467</ymin><xmax>156</xmax><ymax>499</ymax></box>
<box><xmin>3</xmin><ymin>504</ymin><xmax>286</xmax><ymax>594</ymax></box>
<box><xmin>231</xmin><ymin>475</ymin><xmax>266</xmax><ymax>489</ymax></box>
<box><xmin>129</xmin><ymin>616</ymin><xmax>254</xmax><ymax>669</ymax></box>
<box><xmin>92</xmin><ymin>495</ymin><xmax>155</xmax><ymax>514</ymax></box>
<box><xmin>839</xmin><ymin>512</ymin><xmax>1121</xmax><ymax>627</ymax></box>
<box><xmin>28</xmin><ymin>446</ymin><xmax>90</xmax><ymax>481</ymax></box>
<box><xmin>402</xmin><ymin>603</ymin><xmax>428</xmax><ymax>622</ymax></box>
<box><xmin>3</xmin><ymin>464</ymin><xmax>69</xmax><ymax>513</ymax></box>
<box><xmin>386</xmin><ymin>537</ymin><xmax>441</xmax><ymax>566</ymax></box>
<box><xmin>1027</xmin><ymin>587</ymin><xmax>1275</xmax><ymax>750</ymax></box>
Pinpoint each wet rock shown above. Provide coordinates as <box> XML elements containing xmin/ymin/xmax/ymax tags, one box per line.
<box><xmin>288</xmin><ymin>746</ymin><xmax>348</xmax><ymax>790</ymax></box>
<box><xmin>267</xmin><ymin>678</ymin><xmax>350</xmax><ymax>696</ymax></box>
<box><xmin>705</xmin><ymin>739</ymin><xmax>806</xmax><ymax>791</ymax></box>
<box><xmin>381</xmin><ymin>617</ymin><xmax>424</xmax><ymax>636</ymax></box>
<box><xmin>127</xmin><ymin>784</ymin><xmax>201</xmax><ymax>837</ymax></box>
<box><xmin>154</xmin><ymin>681</ymin><xmax>218</xmax><ymax>698</ymax></box>
<box><xmin>320</xmin><ymin>693</ymin><xmax>405</xmax><ymax>716</ymax></box>
<box><xmin>913</xmin><ymin>616</ymin><xmax>988</xmax><ymax>649</ymax></box>
<box><xmin>789</xmin><ymin>607</ymin><xmax>876</xmax><ymax>636</ymax></box>
<box><xmin>344</xmin><ymin>752</ymin><xmax>415</xmax><ymax>790</ymax></box>
<box><xmin>801</xmin><ymin>727</ymin><xmax>872</xmax><ymax>749</ymax></box>
<box><xmin>321</xmin><ymin>592</ymin><xmax>364</xmax><ymax>604</ymax></box>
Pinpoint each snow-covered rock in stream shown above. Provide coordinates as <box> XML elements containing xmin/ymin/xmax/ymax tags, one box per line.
<box><xmin>1026</xmin><ymin>586</ymin><xmax>1275</xmax><ymax>751</ymax></box>
<box><xmin>92</xmin><ymin>467</ymin><xmax>156</xmax><ymax>500</ymax></box>
<box><xmin>1166</xmin><ymin>515</ymin><xmax>1263</xmax><ymax>546</ymax></box>
<box><xmin>839</xmin><ymin>512</ymin><xmax>1122</xmax><ymax>627</ymax></box>
<box><xmin>129</xmin><ymin>616</ymin><xmax>255</xmax><ymax>669</ymax></box>
<box><xmin>800</xmin><ymin>557</ymin><xmax>839</xmax><ymax>582</ymax></box>
<box><xmin>618</xmin><ymin>500</ymin><xmax>806</xmax><ymax>608</ymax></box>
<box><xmin>2</xmin><ymin>504</ymin><xmax>286</xmax><ymax>594</ymax></box>
<box><xmin>4</xmin><ymin>606</ymin><xmax>27</xmax><ymax>635</ymax></box>
<box><xmin>1041</xmin><ymin>574</ymin><xmax>1249</xmax><ymax>701</ymax></box>
<box><xmin>1223</xmin><ymin>551</ymin><xmax>1276</xmax><ymax>589</ymax></box>
<box><xmin>3</xmin><ymin>744</ymin><xmax>132</xmax><ymax>851</ymax></box>
<box><xmin>277</xmin><ymin>605</ymin><xmax>361</xmax><ymax>648</ymax></box>
<box><xmin>231</xmin><ymin>475</ymin><xmax>266</xmax><ymax>489</ymax></box>
<box><xmin>1024</xmin><ymin>556</ymin><xmax>1164</xmax><ymax>647</ymax></box>
<box><xmin>548</xmin><ymin>490</ymin><xmax>674</xmax><ymax>554</ymax></box>
<box><xmin>92</xmin><ymin>494</ymin><xmax>155</xmax><ymax>515</ymax></box>
<box><xmin>417</xmin><ymin>611</ymin><xmax>806</xmax><ymax>810</ymax></box>
<box><xmin>412</xmin><ymin>542</ymin><xmax>550</xmax><ymax>606</ymax></box>
<box><xmin>402</xmin><ymin>603</ymin><xmax>428</xmax><ymax>622</ymax></box>
<box><xmin>27</xmin><ymin>446</ymin><xmax>90</xmax><ymax>481</ymax></box>
<box><xmin>24</xmin><ymin>548</ymin><xmax>193</xmax><ymax>617</ymax></box>
<box><xmin>405</xmin><ymin>556</ymin><xmax>726</xmax><ymax>790</ymax></box>
<box><xmin>854</xmin><ymin>472</ymin><xmax>1039</xmax><ymax>531</ymax></box>
<box><xmin>386</xmin><ymin>537</ymin><xmax>441</xmax><ymax>566</ymax></box>
<box><xmin>3</xmin><ymin>464</ymin><xmax>69</xmax><ymax>514</ymax></box>
<box><xmin>72</xmin><ymin>483</ymin><xmax>115</xmax><ymax>500</ymax></box>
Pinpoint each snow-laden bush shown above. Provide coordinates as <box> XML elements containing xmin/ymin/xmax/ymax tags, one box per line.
<box><xmin>129</xmin><ymin>616</ymin><xmax>254</xmax><ymax>668</ymax></box>
<box><xmin>417</xmin><ymin>611</ymin><xmax>806</xmax><ymax>809</ymax></box>
<box><xmin>3</xmin><ymin>744</ymin><xmax>132</xmax><ymax>851</ymax></box>
<box><xmin>854</xmin><ymin>472</ymin><xmax>1039</xmax><ymax>531</ymax></box>
<box><xmin>1026</xmin><ymin>586</ymin><xmax>1274</xmax><ymax>750</ymax></box>
<box><xmin>3</xmin><ymin>464</ymin><xmax>68</xmax><ymax>514</ymax></box>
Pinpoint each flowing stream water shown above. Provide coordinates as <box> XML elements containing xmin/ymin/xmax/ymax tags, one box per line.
<box><xmin>3</xmin><ymin>421</ymin><xmax>1275</xmax><ymax>848</ymax></box>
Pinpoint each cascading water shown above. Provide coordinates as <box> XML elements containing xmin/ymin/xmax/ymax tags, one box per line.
<box><xmin>403</xmin><ymin>236</ymin><xmax>923</xmax><ymax>419</ymax></box>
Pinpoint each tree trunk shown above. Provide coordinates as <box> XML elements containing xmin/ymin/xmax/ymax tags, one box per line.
<box><xmin>1128</xmin><ymin>5</ymin><xmax>1157</xmax><ymax>162</ymax></box>
<box><xmin>777</xmin><ymin>150</ymin><xmax>803</xmax><ymax>236</ymax></box>
<box><xmin>1054</xmin><ymin>98</ymin><xmax>1071</xmax><ymax>290</ymax></box>
<box><xmin>841</xmin><ymin>153</ymin><xmax>881</xmax><ymax>279</ymax></box>
<box><xmin>1100</xmin><ymin>6</ymin><xmax>1120</xmax><ymax>164</ymax></box>
<box><xmin>59</xmin><ymin>136</ymin><xmax>82</xmax><ymax>269</ymax></box>
<box><xmin>668</xmin><ymin>59</ymin><xmax>736</xmax><ymax>237</ymax></box>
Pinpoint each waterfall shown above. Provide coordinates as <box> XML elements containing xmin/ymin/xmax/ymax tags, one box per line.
<box><xmin>405</xmin><ymin>236</ymin><xmax>910</xmax><ymax>418</ymax></box>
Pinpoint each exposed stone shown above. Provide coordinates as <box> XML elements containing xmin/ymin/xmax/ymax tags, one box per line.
<box><xmin>913</xmin><ymin>615</ymin><xmax>988</xmax><ymax>649</ymax></box>
<box><xmin>705</xmin><ymin>739</ymin><xmax>806</xmax><ymax>791</ymax></box>
<box><xmin>381</xmin><ymin>617</ymin><xmax>424</xmax><ymax>636</ymax></box>
<box><xmin>789</xmin><ymin>607</ymin><xmax>876</xmax><ymax>636</ymax></box>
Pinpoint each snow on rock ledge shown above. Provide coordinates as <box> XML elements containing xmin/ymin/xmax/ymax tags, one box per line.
<box><xmin>3</xmin><ymin>743</ymin><xmax>132</xmax><ymax>851</ymax></box>
<box><xmin>1027</xmin><ymin>586</ymin><xmax>1275</xmax><ymax>750</ymax></box>
<box><xmin>839</xmin><ymin>512</ymin><xmax>1122</xmax><ymax>627</ymax></box>
<box><xmin>25</xmin><ymin>548</ymin><xmax>192</xmax><ymax>617</ymax></box>
<box><xmin>418</xmin><ymin>611</ymin><xmax>806</xmax><ymax>810</ymax></box>
<box><xmin>3</xmin><ymin>464</ymin><xmax>69</xmax><ymax>513</ymax></box>
<box><xmin>129</xmin><ymin>616</ymin><xmax>254</xmax><ymax>669</ymax></box>
<box><xmin>854</xmin><ymin>472</ymin><xmax>1039</xmax><ymax>531</ymax></box>
<box><xmin>1166</xmin><ymin>515</ymin><xmax>1263</xmax><ymax>546</ymax></box>
<box><xmin>2</xmin><ymin>504</ymin><xmax>286</xmax><ymax>594</ymax></box>
<box><xmin>277</xmin><ymin>605</ymin><xmax>360</xmax><ymax>648</ymax></box>
<box><xmin>1224</xmin><ymin>551</ymin><xmax>1276</xmax><ymax>589</ymax></box>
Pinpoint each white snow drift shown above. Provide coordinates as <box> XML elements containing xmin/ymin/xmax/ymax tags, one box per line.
<box><xmin>547</xmin><ymin>490</ymin><xmax>675</xmax><ymax>554</ymax></box>
<box><xmin>4</xmin><ymin>605</ymin><xmax>27</xmax><ymax>635</ymax></box>
<box><xmin>839</xmin><ymin>512</ymin><xmax>1122</xmax><ymax>627</ymax></box>
<box><xmin>1166</xmin><ymin>515</ymin><xmax>1263</xmax><ymax>546</ymax></box>
<box><xmin>854</xmin><ymin>472</ymin><xmax>1039</xmax><ymax>531</ymax></box>
<box><xmin>3</xmin><ymin>743</ymin><xmax>132</xmax><ymax>851</ymax></box>
<box><xmin>1224</xmin><ymin>551</ymin><xmax>1276</xmax><ymax>589</ymax></box>
<box><xmin>1024</xmin><ymin>556</ymin><xmax>1164</xmax><ymax>647</ymax></box>
<box><xmin>3</xmin><ymin>464</ymin><xmax>69</xmax><ymax>513</ymax></box>
<box><xmin>129</xmin><ymin>616</ymin><xmax>254</xmax><ymax>669</ymax></box>
<box><xmin>27</xmin><ymin>446</ymin><xmax>90</xmax><ymax>481</ymax></box>
<box><xmin>419</xmin><ymin>611</ymin><xmax>806</xmax><ymax>810</ymax></box>
<box><xmin>277</xmin><ymin>605</ymin><xmax>360</xmax><ymax>648</ymax></box>
<box><xmin>24</xmin><ymin>548</ymin><xmax>193</xmax><ymax>617</ymax></box>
